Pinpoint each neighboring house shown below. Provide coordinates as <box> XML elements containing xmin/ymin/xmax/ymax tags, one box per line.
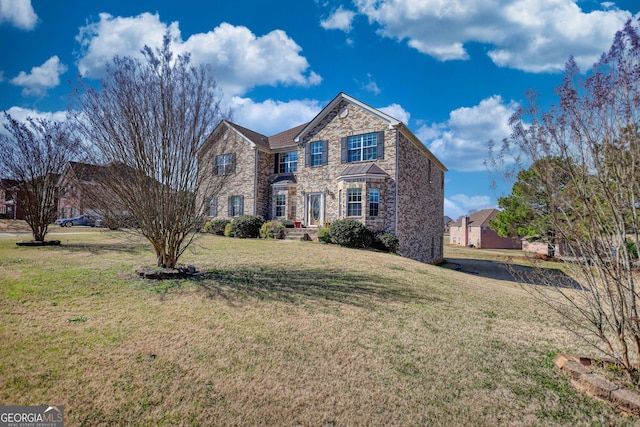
<box><xmin>197</xmin><ymin>92</ymin><xmax>447</xmax><ymax>264</ymax></box>
<box><xmin>0</xmin><ymin>179</ymin><xmax>23</xmax><ymax>219</ymax></box>
<box><xmin>443</xmin><ymin>215</ymin><xmax>453</xmax><ymax>234</ymax></box>
<box><xmin>449</xmin><ymin>208</ymin><xmax>522</xmax><ymax>249</ymax></box>
<box><xmin>57</xmin><ymin>161</ymin><xmax>115</xmax><ymax>220</ymax></box>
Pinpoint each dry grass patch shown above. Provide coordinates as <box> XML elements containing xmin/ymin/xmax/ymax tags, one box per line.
<box><xmin>0</xmin><ymin>234</ymin><xmax>635</xmax><ymax>425</ymax></box>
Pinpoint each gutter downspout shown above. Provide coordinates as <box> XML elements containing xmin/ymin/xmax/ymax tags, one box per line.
<box><xmin>254</xmin><ymin>147</ymin><xmax>258</xmax><ymax>216</ymax></box>
<box><xmin>394</xmin><ymin>126</ymin><xmax>400</xmax><ymax>235</ymax></box>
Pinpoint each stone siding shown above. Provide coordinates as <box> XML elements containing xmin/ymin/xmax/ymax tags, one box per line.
<box><xmin>198</xmin><ymin>126</ymin><xmax>258</xmax><ymax>219</ymax></box>
<box><xmin>295</xmin><ymin>101</ymin><xmax>398</xmax><ymax>229</ymax></box>
<box><xmin>198</xmin><ymin>97</ymin><xmax>446</xmax><ymax>264</ymax></box>
<box><xmin>396</xmin><ymin>132</ymin><xmax>445</xmax><ymax>264</ymax></box>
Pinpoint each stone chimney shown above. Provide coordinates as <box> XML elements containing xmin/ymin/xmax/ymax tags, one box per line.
<box><xmin>461</xmin><ymin>216</ymin><xmax>469</xmax><ymax>246</ymax></box>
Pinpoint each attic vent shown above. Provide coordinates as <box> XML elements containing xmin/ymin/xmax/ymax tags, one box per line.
<box><xmin>339</xmin><ymin>107</ymin><xmax>349</xmax><ymax>119</ymax></box>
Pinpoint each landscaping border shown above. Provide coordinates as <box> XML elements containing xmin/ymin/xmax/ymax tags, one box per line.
<box><xmin>553</xmin><ymin>353</ymin><xmax>640</xmax><ymax>416</ymax></box>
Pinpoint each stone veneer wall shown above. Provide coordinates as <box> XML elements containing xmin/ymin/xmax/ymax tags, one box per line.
<box><xmin>199</xmin><ymin>126</ymin><xmax>259</xmax><ymax>218</ymax></box>
<box><xmin>255</xmin><ymin>149</ymin><xmax>274</xmax><ymax>218</ymax></box>
<box><xmin>396</xmin><ymin>132</ymin><xmax>445</xmax><ymax>264</ymax></box>
<box><xmin>295</xmin><ymin>101</ymin><xmax>398</xmax><ymax>229</ymax></box>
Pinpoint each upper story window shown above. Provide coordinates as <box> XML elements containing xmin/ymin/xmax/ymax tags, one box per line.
<box><xmin>311</xmin><ymin>141</ymin><xmax>323</xmax><ymax>166</ymax></box>
<box><xmin>349</xmin><ymin>133</ymin><xmax>377</xmax><ymax>162</ymax></box>
<box><xmin>341</xmin><ymin>131</ymin><xmax>384</xmax><ymax>163</ymax></box>
<box><xmin>306</xmin><ymin>140</ymin><xmax>328</xmax><ymax>167</ymax></box>
<box><xmin>216</xmin><ymin>153</ymin><xmax>235</xmax><ymax>175</ymax></box>
<box><xmin>276</xmin><ymin>151</ymin><xmax>298</xmax><ymax>173</ymax></box>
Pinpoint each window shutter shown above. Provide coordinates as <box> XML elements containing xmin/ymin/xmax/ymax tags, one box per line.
<box><xmin>230</xmin><ymin>153</ymin><xmax>236</xmax><ymax>174</ymax></box>
<box><xmin>322</xmin><ymin>140</ymin><xmax>328</xmax><ymax>165</ymax></box>
<box><xmin>376</xmin><ymin>131</ymin><xmax>385</xmax><ymax>160</ymax></box>
<box><xmin>214</xmin><ymin>156</ymin><xmax>219</xmax><ymax>175</ymax></box>
<box><xmin>305</xmin><ymin>143</ymin><xmax>311</xmax><ymax>167</ymax></box>
<box><xmin>274</xmin><ymin>153</ymin><xmax>279</xmax><ymax>173</ymax></box>
<box><xmin>341</xmin><ymin>137</ymin><xmax>348</xmax><ymax>163</ymax></box>
<box><xmin>228</xmin><ymin>196</ymin><xmax>233</xmax><ymax>216</ymax></box>
<box><xmin>239</xmin><ymin>195</ymin><xmax>244</xmax><ymax>216</ymax></box>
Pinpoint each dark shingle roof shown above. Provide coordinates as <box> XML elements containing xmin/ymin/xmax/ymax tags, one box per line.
<box><xmin>227</xmin><ymin>122</ymin><xmax>270</xmax><ymax>149</ymax></box>
<box><xmin>224</xmin><ymin>121</ymin><xmax>308</xmax><ymax>150</ymax></box>
<box><xmin>269</xmin><ymin>123</ymin><xmax>308</xmax><ymax>149</ymax></box>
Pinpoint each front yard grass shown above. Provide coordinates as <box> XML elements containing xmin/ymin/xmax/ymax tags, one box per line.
<box><xmin>0</xmin><ymin>231</ymin><xmax>635</xmax><ymax>425</ymax></box>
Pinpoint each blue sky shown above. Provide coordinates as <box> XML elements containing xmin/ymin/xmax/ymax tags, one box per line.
<box><xmin>1</xmin><ymin>0</ymin><xmax>638</xmax><ymax>219</ymax></box>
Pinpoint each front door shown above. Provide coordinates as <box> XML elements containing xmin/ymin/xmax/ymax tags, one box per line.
<box><xmin>308</xmin><ymin>194</ymin><xmax>323</xmax><ymax>227</ymax></box>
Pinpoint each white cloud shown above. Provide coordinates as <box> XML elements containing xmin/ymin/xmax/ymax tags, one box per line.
<box><xmin>183</xmin><ymin>23</ymin><xmax>322</xmax><ymax>96</ymax></box>
<box><xmin>379</xmin><ymin>103</ymin><xmax>410</xmax><ymax>124</ymax></box>
<box><xmin>353</xmin><ymin>0</ymin><xmax>634</xmax><ymax>72</ymax></box>
<box><xmin>321</xmin><ymin>6</ymin><xmax>357</xmax><ymax>32</ymax></box>
<box><xmin>230</xmin><ymin>97</ymin><xmax>323</xmax><ymax>136</ymax></box>
<box><xmin>75</xmin><ymin>13</ymin><xmax>321</xmax><ymax>96</ymax></box>
<box><xmin>0</xmin><ymin>0</ymin><xmax>37</xmax><ymax>30</ymax></box>
<box><xmin>419</xmin><ymin>95</ymin><xmax>517</xmax><ymax>172</ymax></box>
<box><xmin>10</xmin><ymin>56</ymin><xmax>67</xmax><ymax>96</ymax></box>
<box><xmin>445</xmin><ymin>194</ymin><xmax>494</xmax><ymax>219</ymax></box>
<box><xmin>0</xmin><ymin>106</ymin><xmax>68</xmax><ymax>136</ymax></box>
<box><xmin>356</xmin><ymin>73</ymin><xmax>381</xmax><ymax>95</ymax></box>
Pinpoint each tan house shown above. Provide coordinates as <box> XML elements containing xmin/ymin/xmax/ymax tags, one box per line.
<box><xmin>56</xmin><ymin>161</ymin><xmax>122</xmax><ymax>221</ymax></box>
<box><xmin>198</xmin><ymin>92</ymin><xmax>447</xmax><ymax>264</ymax></box>
<box><xmin>449</xmin><ymin>208</ymin><xmax>522</xmax><ymax>249</ymax></box>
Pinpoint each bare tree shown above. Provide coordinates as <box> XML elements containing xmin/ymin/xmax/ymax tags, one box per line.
<box><xmin>74</xmin><ymin>34</ymin><xmax>230</xmax><ymax>268</ymax></box>
<box><xmin>498</xmin><ymin>18</ymin><xmax>640</xmax><ymax>372</ymax></box>
<box><xmin>0</xmin><ymin>113</ymin><xmax>80</xmax><ymax>242</ymax></box>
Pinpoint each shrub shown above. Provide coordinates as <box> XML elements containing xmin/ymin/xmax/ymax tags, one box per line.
<box><xmin>260</xmin><ymin>221</ymin><xmax>285</xmax><ymax>239</ymax></box>
<box><xmin>372</xmin><ymin>231</ymin><xmax>399</xmax><ymax>253</ymax></box>
<box><xmin>329</xmin><ymin>219</ymin><xmax>372</xmax><ymax>248</ymax></box>
<box><xmin>317</xmin><ymin>227</ymin><xmax>333</xmax><ymax>244</ymax></box>
<box><xmin>280</xmin><ymin>219</ymin><xmax>295</xmax><ymax>228</ymax></box>
<box><xmin>230</xmin><ymin>215</ymin><xmax>265</xmax><ymax>238</ymax></box>
<box><xmin>204</xmin><ymin>218</ymin><xmax>230</xmax><ymax>235</ymax></box>
<box><xmin>223</xmin><ymin>223</ymin><xmax>234</xmax><ymax>237</ymax></box>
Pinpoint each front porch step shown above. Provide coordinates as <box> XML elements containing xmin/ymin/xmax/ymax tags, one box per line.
<box><xmin>283</xmin><ymin>228</ymin><xmax>318</xmax><ymax>241</ymax></box>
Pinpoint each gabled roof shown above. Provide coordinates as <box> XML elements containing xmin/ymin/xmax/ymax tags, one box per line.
<box><xmin>62</xmin><ymin>161</ymin><xmax>111</xmax><ymax>183</ymax></box>
<box><xmin>269</xmin><ymin>123</ymin><xmax>308</xmax><ymax>149</ymax></box>
<box><xmin>294</xmin><ymin>92</ymin><xmax>401</xmax><ymax>143</ymax></box>
<box><xmin>452</xmin><ymin>208</ymin><xmax>500</xmax><ymax>227</ymax></box>
<box><xmin>226</xmin><ymin>121</ymin><xmax>270</xmax><ymax>149</ymax></box>
<box><xmin>338</xmin><ymin>162</ymin><xmax>389</xmax><ymax>179</ymax></box>
<box><xmin>293</xmin><ymin>92</ymin><xmax>447</xmax><ymax>172</ymax></box>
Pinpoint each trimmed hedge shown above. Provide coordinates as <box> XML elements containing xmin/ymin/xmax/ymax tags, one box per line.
<box><xmin>230</xmin><ymin>215</ymin><xmax>265</xmax><ymax>238</ymax></box>
<box><xmin>204</xmin><ymin>218</ymin><xmax>230</xmax><ymax>235</ymax></box>
<box><xmin>329</xmin><ymin>219</ymin><xmax>372</xmax><ymax>248</ymax></box>
<box><xmin>372</xmin><ymin>231</ymin><xmax>399</xmax><ymax>253</ymax></box>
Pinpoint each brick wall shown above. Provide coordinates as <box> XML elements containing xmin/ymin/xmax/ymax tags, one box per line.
<box><xmin>198</xmin><ymin>126</ymin><xmax>259</xmax><ymax>218</ymax></box>
<box><xmin>396</xmin><ymin>132</ymin><xmax>445</xmax><ymax>264</ymax></box>
<box><xmin>296</xmin><ymin>101</ymin><xmax>398</xmax><ymax>228</ymax></box>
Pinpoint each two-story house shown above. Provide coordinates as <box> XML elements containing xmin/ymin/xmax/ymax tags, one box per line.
<box><xmin>449</xmin><ymin>208</ymin><xmax>522</xmax><ymax>249</ymax></box>
<box><xmin>197</xmin><ymin>92</ymin><xmax>447</xmax><ymax>264</ymax></box>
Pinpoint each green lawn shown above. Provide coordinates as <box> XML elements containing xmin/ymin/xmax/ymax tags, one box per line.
<box><xmin>0</xmin><ymin>230</ymin><xmax>634</xmax><ymax>426</ymax></box>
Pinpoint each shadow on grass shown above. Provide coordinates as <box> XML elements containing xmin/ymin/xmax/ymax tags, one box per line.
<box><xmin>29</xmin><ymin>239</ymin><xmax>151</xmax><ymax>256</ymax></box>
<box><xmin>193</xmin><ymin>265</ymin><xmax>442</xmax><ymax>307</ymax></box>
<box><xmin>444</xmin><ymin>258</ymin><xmax>583</xmax><ymax>289</ymax></box>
